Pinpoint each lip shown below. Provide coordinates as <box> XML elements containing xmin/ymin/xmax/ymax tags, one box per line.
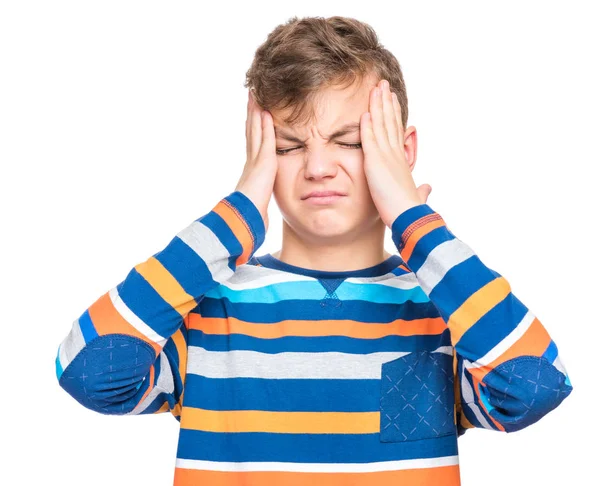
<box><xmin>301</xmin><ymin>190</ymin><xmax>346</xmax><ymax>200</ymax></box>
<box><xmin>303</xmin><ymin>194</ymin><xmax>346</xmax><ymax>205</ymax></box>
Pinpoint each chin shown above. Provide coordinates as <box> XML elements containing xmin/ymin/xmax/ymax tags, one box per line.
<box><xmin>296</xmin><ymin>214</ymin><xmax>367</xmax><ymax>240</ymax></box>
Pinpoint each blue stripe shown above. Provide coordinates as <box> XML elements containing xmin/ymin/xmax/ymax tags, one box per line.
<box><xmin>197</xmin><ymin>298</ymin><xmax>441</xmax><ymax>324</ymax></box>
<box><xmin>177</xmin><ymin>429</ymin><xmax>458</xmax><ymax>463</ymax></box>
<box><xmin>184</xmin><ymin>375</ymin><xmax>381</xmax><ymax>412</ymax></box>
<box><xmin>154</xmin><ymin>349</ymin><xmax>162</xmax><ymax>386</ymax></box>
<box><xmin>226</xmin><ymin>191</ymin><xmax>266</xmax><ymax>250</ymax></box>
<box><xmin>390</xmin><ymin>203</ymin><xmax>435</xmax><ymax>250</ymax></box>
<box><xmin>542</xmin><ymin>340</ymin><xmax>558</xmax><ymax>364</ymax></box>
<box><xmin>116</xmin><ymin>270</ymin><xmax>185</xmax><ymax>339</ymax></box>
<box><xmin>142</xmin><ymin>394</ymin><xmax>169</xmax><ymax>414</ymax></box>
<box><xmin>154</xmin><ymin>234</ymin><xmax>218</xmax><ymax>299</ymax></box>
<box><xmin>78</xmin><ymin>309</ymin><xmax>99</xmax><ymax>343</ymax></box>
<box><xmin>404</xmin><ymin>225</ymin><xmax>455</xmax><ymax>273</ymax></box>
<box><xmin>191</xmin><ymin>329</ymin><xmax>450</xmax><ymax>354</ymax></box>
<box><xmin>428</xmin><ymin>254</ymin><xmax>498</xmax><ymax>322</ymax></box>
<box><xmin>457</xmin><ymin>292</ymin><xmax>528</xmax><ymax>362</ymax></box>
<box><xmin>197</xmin><ymin>210</ymin><xmax>244</xmax><ymax>274</ymax></box>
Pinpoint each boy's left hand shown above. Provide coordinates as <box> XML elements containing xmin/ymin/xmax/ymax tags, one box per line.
<box><xmin>360</xmin><ymin>78</ymin><xmax>432</xmax><ymax>228</ymax></box>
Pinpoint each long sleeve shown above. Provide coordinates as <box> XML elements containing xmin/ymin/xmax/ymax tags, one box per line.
<box><xmin>390</xmin><ymin>204</ymin><xmax>573</xmax><ymax>434</ymax></box>
<box><xmin>55</xmin><ymin>191</ymin><xmax>265</xmax><ymax>417</ymax></box>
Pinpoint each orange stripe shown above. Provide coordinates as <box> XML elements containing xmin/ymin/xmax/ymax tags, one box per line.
<box><xmin>399</xmin><ymin>262</ymin><xmax>411</xmax><ymax>272</ymax></box>
<box><xmin>399</xmin><ymin>218</ymin><xmax>446</xmax><ymax>262</ymax></box>
<box><xmin>134</xmin><ymin>256</ymin><xmax>198</xmax><ymax>317</ymax></box>
<box><xmin>448</xmin><ymin>276</ymin><xmax>512</xmax><ymax>344</ymax></box>
<box><xmin>155</xmin><ymin>401</ymin><xmax>169</xmax><ymax>414</ymax></box>
<box><xmin>88</xmin><ymin>292</ymin><xmax>162</xmax><ymax>355</ymax></box>
<box><xmin>459</xmin><ymin>411</ymin><xmax>475</xmax><ymax>430</ymax></box>
<box><xmin>187</xmin><ymin>314</ymin><xmax>448</xmax><ymax>339</ymax></box>
<box><xmin>171</xmin><ymin>402</ymin><xmax>182</xmax><ymax>419</ymax></box>
<box><xmin>468</xmin><ymin>316</ymin><xmax>551</xmax><ymax>379</ymax></box>
<box><xmin>467</xmin><ymin>372</ymin><xmax>505</xmax><ymax>431</ymax></box>
<box><xmin>172</xmin><ymin>328</ymin><xmax>188</xmax><ymax>389</ymax></box>
<box><xmin>180</xmin><ymin>408</ymin><xmax>379</xmax><ymax>434</ymax></box>
<box><xmin>212</xmin><ymin>200</ymin><xmax>254</xmax><ymax>266</ymax></box>
<box><xmin>174</xmin><ymin>465</ymin><xmax>461</xmax><ymax>486</ymax></box>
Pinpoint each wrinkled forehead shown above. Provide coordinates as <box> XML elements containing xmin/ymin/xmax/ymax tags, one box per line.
<box><xmin>272</xmin><ymin>73</ymin><xmax>379</xmax><ymax>134</ymax></box>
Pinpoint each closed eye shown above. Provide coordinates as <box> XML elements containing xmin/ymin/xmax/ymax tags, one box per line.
<box><xmin>276</xmin><ymin>143</ymin><xmax>362</xmax><ymax>155</ymax></box>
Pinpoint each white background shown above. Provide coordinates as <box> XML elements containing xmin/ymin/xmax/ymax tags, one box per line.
<box><xmin>1</xmin><ymin>1</ymin><xmax>597</xmax><ymax>485</ymax></box>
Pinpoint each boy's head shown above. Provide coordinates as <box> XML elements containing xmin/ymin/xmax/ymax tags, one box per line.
<box><xmin>244</xmin><ymin>16</ymin><xmax>417</xmax><ymax>245</ymax></box>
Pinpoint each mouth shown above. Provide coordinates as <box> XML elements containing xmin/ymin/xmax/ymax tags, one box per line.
<box><xmin>301</xmin><ymin>190</ymin><xmax>347</xmax><ymax>200</ymax></box>
<box><xmin>303</xmin><ymin>194</ymin><xmax>346</xmax><ymax>205</ymax></box>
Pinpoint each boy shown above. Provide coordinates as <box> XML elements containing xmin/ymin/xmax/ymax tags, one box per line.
<box><xmin>56</xmin><ymin>15</ymin><xmax>573</xmax><ymax>485</ymax></box>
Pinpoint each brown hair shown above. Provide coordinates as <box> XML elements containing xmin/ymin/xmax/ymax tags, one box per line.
<box><xmin>244</xmin><ymin>15</ymin><xmax>409</xmax><ymax>130</ymax></box>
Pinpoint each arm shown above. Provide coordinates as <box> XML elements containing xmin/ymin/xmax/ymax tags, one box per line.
<box><xmin>55</xmin><ymin>191</ymin><xmax>265</xmax><ymax>416</ymax></box>
<box><xmin>390</xmin><ymin>204</ymin><xmax>573</xmax><ymax>434</ymax></box>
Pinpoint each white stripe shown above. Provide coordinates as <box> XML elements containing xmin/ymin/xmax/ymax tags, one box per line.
<box><xmin>415</xmin><ymin>238</ymin><xmax>475</xmax><ymax>296</ymax></box>
<box><xmin>465</xmin><ymin>310</ymin><xmax>535</xmax><ymax>370</ymax></box>
<box><xmin>433</xmin><ymin>346</ymin><xmax>454</xmax><ymax>356</ymax></box>
<box><xmin>187</xmin><ymin>348</ymin><xmax>413</xmax><ymax>380</ymax></box>
<box><xmin>552</xmin><ymin>355</ymin><xmax>567</xmax><ymax>376</ymax></box>
<box><xmin>224</xmin><ymin>266</ymin><xmax>314</xmax><ymax>289</ymax></box>
<box><xmin>176</xmin><ymin>455</ymin><xmax>459</xmax><ymax>473</ymax></box>
<box><xmin>127</xmin><ymin>351</ymin><xmax>174</xmax><ymax>415</ymax></box>
<box><xmin>460</xmin><ymin>359</ymin><xmax>495</xmax><ymax>430</ymax></box>
<box><xmin>58</xmin><ymin>318</ymin><xmax>86</xmax><ymax>370</ymax></box>
<box><xmin>357</xmin><ymin>272</ymin><xmax>420</xmax><ymax>288</ymax></box>
<box><xmin>177</xmin><ymin>220</ymin><xmax>235</xmax><ymax>284</ymax></box>
<box><xmin>109</xmin><ymin>286</ymin><xmax>168</xmax><ymax>344</ymax></box>
<box><xmin>58</xmin><ymin>339</ymin><xmax>70</xmax><ymax>371</ymax></box>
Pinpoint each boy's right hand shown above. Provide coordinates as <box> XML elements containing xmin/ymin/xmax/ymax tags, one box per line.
<box><xmin>234</xmin><ymin>89</ymin><xmax>278</xmax><ymax>233</ymax></box>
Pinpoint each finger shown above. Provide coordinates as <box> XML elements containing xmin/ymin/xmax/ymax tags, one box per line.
<box><xmin>360</xmin><ymin>111</ymin><xmax>376</xmax><ymax>151</ymax></box>
<box><xmin>369</xmin><ymin>83</ymin><xmax>387</xmax><ymax>148</ymax></box>
<box><xmin>382</xmin><ymin>81</ymin><xmax>399</xmax><ymax>148</ymax></box>
<box><xmin>391</xmin><ymin>92</ymin><xmax>404</xmax><ymax>138</ymax></box>
<box><xmin>246</xmin><ymin>90</ymin><xmax>252</xmax><ymax>156</ymax></box>
<box><xmin>250</xmin><ymin>93</ymin><xmax>263</xmax><ymax>162</ymax></box>
<box><xmin>258</xmin><ymin>110</ymin><xmax>275</xmax><ymax>158</ymax></box>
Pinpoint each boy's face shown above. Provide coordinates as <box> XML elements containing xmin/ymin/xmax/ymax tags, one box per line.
<box><xmin>270</xmin><ymin>72</ymin><xmax>416</xmax><ymax>243</ymax></box>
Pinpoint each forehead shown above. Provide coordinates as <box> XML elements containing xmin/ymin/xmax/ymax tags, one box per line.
<box><xmin>272</xmin><ymin>73</ymin><xmax>379</xmax><ymax>134</ymax></box>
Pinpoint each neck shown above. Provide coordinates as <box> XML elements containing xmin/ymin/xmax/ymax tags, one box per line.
<box><xmin>274</xmin><ymin>217</ymin><xmax>392</xmax><ymax>272</ymax></box>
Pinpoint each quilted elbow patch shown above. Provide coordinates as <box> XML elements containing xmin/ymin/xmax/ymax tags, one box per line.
<box><xmin>58</xmin><ymin>334</ymin><xmax>156</xmax><ymax>415</ymax></box>
<box><xmin>480</xmin><ymin>355</ymin><xmax>573</xmax><ymax>432</ymax></box>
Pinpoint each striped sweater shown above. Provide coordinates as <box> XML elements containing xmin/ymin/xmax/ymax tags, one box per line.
<box><xmin>56</xmin><ymin>190</ymin><xmax>573</xmax><ymax>485</ymax></box>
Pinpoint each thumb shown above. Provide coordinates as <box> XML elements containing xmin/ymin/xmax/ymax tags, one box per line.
<box><xmin>417</xmin><ymin>184</ymin><xmax>432</xmax><ymax>204</ymax></box>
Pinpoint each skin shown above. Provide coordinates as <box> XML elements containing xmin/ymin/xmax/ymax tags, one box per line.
<box><xmin>236</xmin><ymin>71</ymin><xmax>431</xmax><ymax>273</ymax></box>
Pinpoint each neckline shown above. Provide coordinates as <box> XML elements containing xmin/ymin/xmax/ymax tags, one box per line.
<box><xmin>253</xmin><ymin>253</ymin><xmax>403</xmax><ymax>279</ymax></box>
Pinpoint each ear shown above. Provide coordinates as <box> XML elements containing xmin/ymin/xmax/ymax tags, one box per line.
<box><xmin>403</xmin><ymin>125</ymin><xmax>418</xmax><ymax>172</ymax></box>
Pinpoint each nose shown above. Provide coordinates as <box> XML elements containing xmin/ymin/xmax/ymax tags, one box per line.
<box><xmin>303</xmin><ymin>150</ymin><xmax>339</xmax><ymax>181</ymax></box>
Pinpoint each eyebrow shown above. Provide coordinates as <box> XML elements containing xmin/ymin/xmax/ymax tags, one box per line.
<box><xmin>274</xmin><ymin>122</ymin><xmax>360</xmax><ymax>143</ymax></box>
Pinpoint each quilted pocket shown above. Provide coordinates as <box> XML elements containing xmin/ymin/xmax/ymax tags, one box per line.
<box><xmin>380</xmin><ymin>350</ymin><xmax>455</xmax><ymax>442</ymax></box>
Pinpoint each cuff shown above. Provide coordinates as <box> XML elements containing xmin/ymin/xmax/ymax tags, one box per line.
<box><xmin>223</xmin><ymin>191</ymin><xmax>266</xmax><ymax>255</ymax></box>
<box><xmin>390</xmin><ymin>203</ymin><xmax>438</xmax><ymax>251</ymax></box>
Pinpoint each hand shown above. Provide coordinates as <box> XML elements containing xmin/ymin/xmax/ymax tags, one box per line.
<box><xmin>235</xmin><ymin>89</ymin><xmax>278</xmax><ymax>232</ymax></box>
<box><xmin>360</xmin><ymin>78</ymin><xmax>432</xmax><ymax>228</ymax></box>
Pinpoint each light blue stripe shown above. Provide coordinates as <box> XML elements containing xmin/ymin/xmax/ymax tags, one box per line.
<box><xmin>204</xmin><ymin>280</ymin><xmax>430</xmax><ymax>304</ymax></box>
<box><xmin>55</xmin><ymin>347</ymin><xmax>64</xmax><ymax>380</ymax></box>
<box><xmin>477</xmin><ymin>383</ymin><xmax>494</xmax><ymax>413</ymax></box>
